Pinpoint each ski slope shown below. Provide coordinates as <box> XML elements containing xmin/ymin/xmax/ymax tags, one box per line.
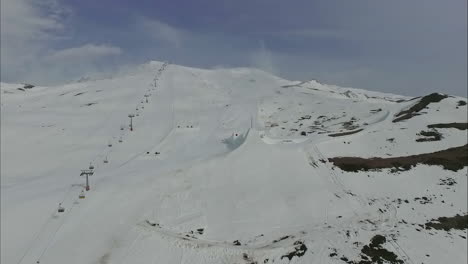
<box><xmin>1</xmin><ymin>61</ymin><xmax>467</xmax><ymax>264</ymax></box>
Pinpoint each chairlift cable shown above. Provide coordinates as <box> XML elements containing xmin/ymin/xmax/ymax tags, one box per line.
<box><xmin>15</xmin><ymin>205</ymin><xmax>61</xmax><ymax>264</ymax></box>
<box><xmin>19</xmin><ymin>63</ymin><xmax>170</xmax><ymax>264</ymax></box>
<box><xmin>36</xmin><ymin>197</ymin><xmax>80</xmax><ymax>263</ymax></box>
<box><xmin>40</xmin><ymin>63</ymin><xmax>169</xmax><ymax>263</ymax></box>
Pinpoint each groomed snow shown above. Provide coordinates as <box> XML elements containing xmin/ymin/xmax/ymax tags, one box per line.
<box><xmin>1</xmin><ymin>61</ymin><xmax>466</xmax><ymax>264</ymax></box>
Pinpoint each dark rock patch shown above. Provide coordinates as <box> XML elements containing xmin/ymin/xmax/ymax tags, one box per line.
<box><xmin>81</xmin><ymin>102</ymin><xmax>97</xmax><ymax>107</ymax></box>
<box><xmin>425</xmin><ymin>214</ymin><xmax>467</xmax><ymax>231</ymax></box>
<box><xmin>242</xmin><ymin>253</ymin><xmax>257</xmax><ymax>264</ymax></box>
<box><xmin>145</xmin><ymin>220</ymin><xmax>160</xmax><ymax>227</ymax></box>
<box><xmin>299</xmin><ymin>115</ymin><xmax>311</xmax><ymax>120</ymax></box>
<box><xmin>337</xmin><ymin>235</ymin><xmax>404</xmax><ymax>264</ymax></box>
<box><xmin>358</xmin><ymin>235</ymin><xmax>403</xmax><ymax>264</ymax></box>
<box><xmin>393</xmin><ymin>93</ymin><xmax>448</xmax><ymax>122</ymax></box>
<box><xmin>328</xmin><ymin>129</ymin><xmax>363</xmax><ymax>137</ymax></box>
<box><xmin>341</xmin><ymin>118</ymin><xmax>359</xmax><ymax>130</ymax></box>
<box><xmin>416</xmin><ymin>130</ymin><xmax>443</xmax><ymax>142</ymax></box>
<box><xmin>272</xmin><ymin>235</ymin><xmax>291</xmax><ymax>243</ymax></box>
<box><xmin>439</xmin><ymin>177</ymin><xmax>456</xmax><ymax>186</ymax></box>
<box><xmin>428</xmin><ymin>123</ymin><xmax>468</xmax><ymax>130</ymax></box>
<box><xmin>269</xmin><ymin>122</ymin><xmax>278</xmax><ymax>127</ymax></box>
<box><xmin>329</xmin><ymin>144</ymin><xmax>468</xmax><ymax>172</ymax></box>
<box><xmin>281</xmin><ymin>241</ymin><xmax>307</xmax><ymax>261</ymax></box>
<box><xmin>414</xmin><ymin>196</ymin><xmax>433</xmax><ymax>204</ymax></box>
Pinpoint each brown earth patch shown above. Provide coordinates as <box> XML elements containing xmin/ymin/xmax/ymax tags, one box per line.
<box><xmin>329</xmin><ymin>144</ymin><xmax>467</xmax><ymax>172</ymax></box>
<box><xmin>393</xmin><ymin>93</ymin><xmax>448</xmax><ymax>122</ymax></box>
<box><xmin>428</xmin><ymin>123</ymin><xmax>468</xmax><ymax>130</ymax></box>
<box><xmin>328</xmin><ymin>129</ymin><xmax>363</xmax><ymax>137</ymax></box>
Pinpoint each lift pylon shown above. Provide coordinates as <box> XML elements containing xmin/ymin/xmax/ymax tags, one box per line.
<box><xmin>80</xmin><ymin>169</ymin><xmax>94</xmax><ymax>191</ymax></box>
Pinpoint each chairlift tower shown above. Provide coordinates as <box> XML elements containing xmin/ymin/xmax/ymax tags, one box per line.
<box><xmin>80</xmin><ymin>169</ymin><xmax>94</xmax><ymax>191</ymax></box>
<box><xmin>128</xmin><ymin>114</ymin><xmax>135</xmax><ymax>131</ymax></box>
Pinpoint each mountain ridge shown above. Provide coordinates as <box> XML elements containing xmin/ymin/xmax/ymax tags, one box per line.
<box><xmin>1</xmin><ymin>61</ymin><xmax>466</xmax><ymax>264</ymax></box>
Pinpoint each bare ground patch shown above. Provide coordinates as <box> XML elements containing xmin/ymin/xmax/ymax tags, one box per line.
<box><xmin>428</xmin><ymin>123</ymin><xmax>468</xmax><ymax>130</ymax></box>
<box><xmin>281</xmin><ymin>241</ymin><xmax>308</xmax><ymax>261</ymax></box>
<box><xmin>329</xmin><ymin>144</ymin><xmax>467</xmax><ymax>172</ymax></box>
<box><xmin>328</xmin><ymin>129</ymin><xmax>364</xmax><ymax>137</ymax></box>
<box><xmin>415</xmin><ymin>130</ymin><xmax>443</xmax><ymax>142</ymax></box>
<box><xmin>393</xmin><ymin>93</ymin><xmax>448</xmax><ymax>122</ymax></box>
<box><xmin>333</xmin><ymin>235</ymin><xmax>404</xmax><ymax>264</ymax></box>
<box><xmin>425</xmin><ymin>214</ymin><xmax>468</xmax><ymax>231</ymax></box>
<box><xmin>81</xmin><ymin>102</ymin><xmax>98</xmax><ymax>107</ymax></box>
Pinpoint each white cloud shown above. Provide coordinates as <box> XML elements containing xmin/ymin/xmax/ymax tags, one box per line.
<box><xmin>250</xmin><ymin>40</ymin><xmax>277</xmax><ymax>74</ymax></box>
<box><xmin>0</xmin><ymin>0</ymin><xmax>123</xmax><ymax>85</ymax></box>
<box><xmin>0</xmin><ymin>0</ymin><xmax>66</xmax><ymax>40</ymax></box>
<box><xmin>139</xmin><ymin>18</ymin><xmax>184</xmax><ymax>48</ymax></box>
<box><xmin>46</xmin><ymin>44</ymin><xmax>122</xmax><ymax>62</ymax></box>
<box><xmin>1</xmin><ymin>0</ymin><xmax>65</xmax><ymax>82</ymax></box>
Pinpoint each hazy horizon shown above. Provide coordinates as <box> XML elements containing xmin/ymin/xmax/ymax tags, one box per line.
<box><xmin>1</xmin><ymin>0</ymin><xmax>466</xmax><ymax>97</ymax></box>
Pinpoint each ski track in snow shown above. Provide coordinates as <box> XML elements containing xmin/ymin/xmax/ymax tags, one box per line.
<box><xmin>2</xmin><ymin>62</ymin><xmax>466</xmax><ymax>264</ymax></box>
<box><xmin>14</xmin><ymin>63</ymin><xmax>172</xmax><ymax>264</ymax></box>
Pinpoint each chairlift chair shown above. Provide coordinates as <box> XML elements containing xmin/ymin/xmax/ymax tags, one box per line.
<box><xmin>118</xmin><ymin>137</ymin><xmax>123</xmax><ymax>143</ymax></box>
<box><xmin>89</xmin><ymin>163</ymin><xmax>94</xmax><ymax>170</ymax></box>
<box><xmin>104</xmin><ymin>156</ymin><xmax>109</xmax><ymax>163</ymax></box>
<box><xmin>58</xmin><ymin>203</ymin><xmax>65</xmax><ymax>213</ymax></box>
<box><xmin>79</xmin><ymin>191</ymin><xmax>85</xmax><ymax>199</ymax></box>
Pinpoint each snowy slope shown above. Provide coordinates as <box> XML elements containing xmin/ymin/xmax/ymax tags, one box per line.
<box><xmin>1</xmin><ymin>61</ymin><xmax>466</xmax><ymax>264</ymax></box>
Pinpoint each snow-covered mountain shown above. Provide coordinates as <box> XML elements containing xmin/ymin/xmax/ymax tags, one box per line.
<box><xmin>1</xmin><ymin>61</ymin><xmax>466</xmax><ymax>264</ymax></box>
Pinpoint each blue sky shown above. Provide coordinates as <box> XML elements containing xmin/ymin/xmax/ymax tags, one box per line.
<box><xmin>1</xmin><ymin>0</ymin><xmax>466</xmax><ymax>96</ymax></box>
